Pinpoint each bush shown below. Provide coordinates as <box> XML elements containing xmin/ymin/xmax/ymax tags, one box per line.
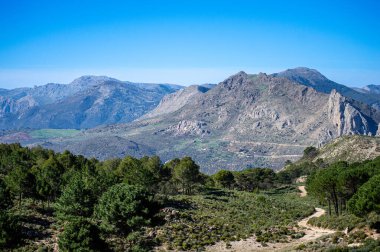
<box><xmin>307</xmin><ymin>214</ymin><xmax>364</xmax><ymax>231</ymax></box>
<box><xmin>354</xmin><ymin>238</ymin><xmax>380</xmax><ymax>252</ymax></box>
<box><xmin>347</xmin><ymin>230</ymin><xmax>367</xmax><ymax>244</ymax></box>
<box><xmin>303</xmin><ymin>146</ymin><xmax>318</xmax><ymax>158</ymax></box>
<box><xmin>367</xmin><ymin>211</ymin><xmax>380</xmax><ymax>230</ymax></box>
<box><xmin>58</xmin><ymin>217</ymin><xmax>106</xmax><ymax>252</ymax></box>
<box><xmin>0</xmin><ymin>179</ymin><xmax>12</xmax><ymax>210</ymax></box>
<box><xmin>125</xmin><ymin>231</ymin><xmax>156</xmax><ymax>252</ymax></box>
<box><xmin>0</xmin><ymin>211</ymin><xmax>20</xmax><ymax>248</ymax></box>
<box><xmin>95</xmin><ymin>183</ymin><xmax>154</xmax><ymax>233</ymax></box>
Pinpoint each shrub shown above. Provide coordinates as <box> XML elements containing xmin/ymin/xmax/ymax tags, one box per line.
<box><xmin>0</xmin><ymin>179</ymin><xmax>12</xmax><ymax>210</ymax></box>
<box><xmin>347</xmin><ymin>230</ymin><xmax>367</xmax><ymax>244</ymax></box>
<box><xmin>125</xmin><ymin>230</ymin><xmax>156</xmax><ymax>252</ymax></box>
<box><xmin>58</xmin><ymin>217</ymin><xmax>106</xmax><ymax>252</ymax></box>
<box><xmin>355</xmin><ymin>238</ymin><xmax>380</xmax><ymax>251</ymax></box>
<box><xmin>307</xmin><ymin>214</ymin><xmax>364</xmax><ymax>231</ymax></box>
<box><xmin>0</xmin><ymin>211</ymin><xmax>20</xmax><ymax>248</ymax></box>
<box><xmin>303</xmin><ymin>146</ymin><xmax>318</xmax><ymax>158</ymax></box>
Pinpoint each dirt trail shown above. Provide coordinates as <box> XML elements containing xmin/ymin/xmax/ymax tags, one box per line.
<box><xmin>299</xmin><ymin>185</ymin><xmax>307</xmax><ymax>197</ymax></box>
<box><xmin>206</xmin><ymin>186</ymin><xmax>335</xmax><ymax>252</ymax></box>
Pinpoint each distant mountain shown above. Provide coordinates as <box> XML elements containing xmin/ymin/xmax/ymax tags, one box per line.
<box><xmin>354</xmin><ymin>84</ymin><xmax>380</xmax><ymax>95</ymax></box>
<box><xmin>0</xmin><ymin>76</ymin><xmax>183</xmax><ymax>129</ymax></box>
<box><xmin>363</xmin><ymin>84</ymin><xmax>380</xmax><ymax>94</ymax></box>
<box><xmin>31</xmin><ymin>70</ymin><xmax>380</xmax><ymax>173</ymax></box>
<box><xmin>272</xmin><ymin>67</ymin><xmax>380</xmax><ymax>110</ymax></box>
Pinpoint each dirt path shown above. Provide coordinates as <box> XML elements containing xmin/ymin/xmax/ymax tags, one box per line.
<box><xmin>299</xmin><ymin>185</ymin><xmax>307</xmax><ymax>197</ymax></box>
<box><xmin>206</xmin><ymin>187</ymin><xmax>335</xmax><ymax>252</ymax></box>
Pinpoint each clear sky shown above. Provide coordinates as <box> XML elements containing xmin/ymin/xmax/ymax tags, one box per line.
<box><xmin>0</xmin><ymin>0</ymin><xmax>379</xmax><ymax>88</ymax></box>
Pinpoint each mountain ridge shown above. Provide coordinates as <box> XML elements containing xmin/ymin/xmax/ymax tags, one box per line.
<box><xmin>273</xmin><ymin>67</ymin><xmax>380</xmax><ymax>110</ymax></box>
<box><xmin>2</xmin><ymin>68</ymin><xmax>380</xmax><ymax>173</ymax></box>
<box><xmin>27</xmin><ymin>69</ymin><xmax>380</xmax><ymax>173</ymax></box>
<box><xmin>0</xmin><ymin>76</ymin><xmax>183</xmax><ymax>129</ymax></box>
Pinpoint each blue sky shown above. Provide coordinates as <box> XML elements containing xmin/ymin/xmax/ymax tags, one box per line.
<box><xmin>0</xmin><ymin>0</ymin><xmax>379</xmax><ymax>88</ymax></box>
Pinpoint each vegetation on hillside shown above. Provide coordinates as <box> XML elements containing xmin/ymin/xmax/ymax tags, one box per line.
<box><xmin>306</xmin><ymin>157</ymin><xmax>380</xmax><ymax>216</ymax></box>
<box><xmin>29</xmin><ymin>129</ymin><xmax>80</xmax><ymax>139</ymax></box>
<box><xmin>0</xmin><ymin>143</ymin><xmax>380</xmax><ymax>251</ymax></box>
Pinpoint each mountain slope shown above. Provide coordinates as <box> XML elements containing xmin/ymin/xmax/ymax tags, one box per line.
<box><xmin>315</xmin><ymin>135</ymin><xmax>380</xmax><ymax>164</ymax></box>
<box><xmin>354</xmin><ymin>84</ymin><xmax>380</xmax><ymax>95</ymax></box>
<box><xmin>37</xmin><ymin>71</ymin><xmax>380</xmax><ymax>173</ymax></box>
<box><xmin>363</xmin><ymin>84</ymin><xmax>380</xmax><ymax>94</ymax></box>
<box><xmin>140</xmin><ymin>84</ymin><xmax>213</xmax><ymax>120</ymax></box>
<box><xmin>272</xmin><ymin>67</ymin><xmax>380</xmax><ymax>110</ymax></box>
<box><xmin>290</xmin><ymin>135</ymin><xmax>380</xmax><ymax>166</ymax></box>
<box><xmin>0</xmin><ymin>76</ymin><xmax>182</xmax><ymax>129</ymax></box>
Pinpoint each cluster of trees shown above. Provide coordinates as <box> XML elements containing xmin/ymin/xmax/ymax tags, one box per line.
<box><xmin>0</xmin><ymin>143</ymin><xmax>203</xmax><ymax>250</ymax></box>
<box><xmin>212</xmin><ymin>167</ymin><xmax>286</xmax><ymax>191</ymax></box>
<box><xmin>306</xmin><ymin>157</ymin><xmax>380</xmax><ymax>217</ymax></box>
<box><xmin>210</xmin><ymin>147</ymin><xmax>326</xmax><ymax>191</ymax></box>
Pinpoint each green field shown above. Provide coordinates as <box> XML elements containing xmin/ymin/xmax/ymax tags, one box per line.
<box><xmin>30</xmin><ymin>129</ymin><xmax>80</xmax><ymax>139</ymax></box>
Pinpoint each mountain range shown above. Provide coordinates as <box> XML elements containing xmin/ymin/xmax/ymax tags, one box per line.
<box><xmin>1</xmin><ymin>67</ymin><xmax>379</xmax><ymax>173</ymax></box>
<box><xmin>0</xmin><ymin>76</ymin><xmax>182</xmax><ymax>129</ymax></box>
<box><xmin>0</xmin><ymin>68</ymin><xmax>374</xmax><ymax>173</ymax></box>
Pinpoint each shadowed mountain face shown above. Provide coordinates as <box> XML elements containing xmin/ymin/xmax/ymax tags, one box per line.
<box><xmin>0</xmin><ymin>76</ymin><xmax>183</xmax><ymax>129</ymax></box>
<box><xmin>272</xmin><ymin>67</ymin><xmax>380</xmax><ymax>110</ymax></box>
<box><xmin>34</xmin><ymin>70</ymin><xmax>380</xmax><ymax>173</ymax></box>
<box><xmin>354</xmin><ymin>84</ymin><xmax>380</xmax><ymax>95</ymax></box>
<box><xmin>363</xmin><ymin>84</ymin><xmax>380</xmax><ymax>94</ymax></box>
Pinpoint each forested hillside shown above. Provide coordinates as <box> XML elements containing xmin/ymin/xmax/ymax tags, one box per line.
<box><xmin>1</xmin><ymin>143</ymin><xmax>380</xmax><ymax>251</ymax></box>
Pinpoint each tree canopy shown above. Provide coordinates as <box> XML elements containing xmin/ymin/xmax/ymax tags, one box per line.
<box><xmin>95</xmin><ymin>183</ymin><xmax>154</xmax><ymax>233</ymax></box>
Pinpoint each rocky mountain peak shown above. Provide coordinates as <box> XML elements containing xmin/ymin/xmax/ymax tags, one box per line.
<box><xmin>69</xmin><ymin>75</ymin><xmax>118</xmax><ymax>87</ymax></box>
<box><xmin>221</xmin><ymin>71</ymin><xmax>249</xmax><ymax>90</ymax></box>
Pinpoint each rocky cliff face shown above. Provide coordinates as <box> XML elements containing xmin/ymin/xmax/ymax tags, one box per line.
<box><xmin>377</xmin><ymin>124</ymin><xmax>380</xmax><ymax>136</ymax></box>
<box><xmin>163</xmin><ymin>120</ymin><xmax>210</xmax><ymax>136</ymax></box>
<box><xmin>328</xmin><ymin>90</ymin><xmax>377</xmax><ymax>136</ymax></box>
